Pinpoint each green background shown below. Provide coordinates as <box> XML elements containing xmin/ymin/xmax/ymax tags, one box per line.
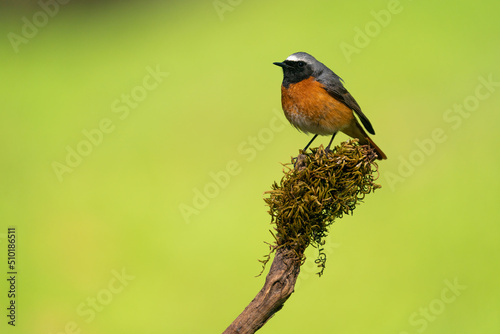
<box><xmin>1</xmin><ymin>0</ymin><xmax>499</xmax><ymax>333</ymax></box>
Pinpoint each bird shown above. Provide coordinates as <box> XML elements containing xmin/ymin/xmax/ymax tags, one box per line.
<box><xmin>274</xmin><ymin>52</ymin><xmax>387</xmax><ymax>160</ymax></box>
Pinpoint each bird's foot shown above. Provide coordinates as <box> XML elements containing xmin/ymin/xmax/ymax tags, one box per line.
<box><xmin>293</xmin><ymin>153</ymin><xmax>308</xmax><ymax>170</ymax></box>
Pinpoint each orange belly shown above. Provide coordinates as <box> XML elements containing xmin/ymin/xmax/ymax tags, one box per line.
<box><xmin>281</xmin><ymin>77</ymin><xmax>354</xmax><ymax>135</ymax></box>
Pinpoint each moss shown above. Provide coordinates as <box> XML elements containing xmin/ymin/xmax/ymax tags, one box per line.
<box><xmin>260</xmin><ymin>140</ymin><xmax>381</xmax><ymax>276</ymax></box>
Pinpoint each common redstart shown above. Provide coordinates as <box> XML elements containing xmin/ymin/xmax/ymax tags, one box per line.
<box><xmin>274</xmin><ymin>52</ymin><xmax>387</xmax><ymax>160</ymax></box>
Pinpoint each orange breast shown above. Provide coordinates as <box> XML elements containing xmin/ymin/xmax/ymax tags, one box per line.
<box><xmin>281</xmin><ymin>77</ymin><xmax>354</xmax><ymax>136</ymax></box>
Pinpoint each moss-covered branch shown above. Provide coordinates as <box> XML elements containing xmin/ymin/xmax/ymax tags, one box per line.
<box><xmin>223</xmin><ymin>140</ymin><xmax>381</xmax><ymax>334</ymax></box>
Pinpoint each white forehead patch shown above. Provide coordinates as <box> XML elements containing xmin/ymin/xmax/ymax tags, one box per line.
<box><xmin>286</xmin><ymin>53</ymin><xmax>307</xmax><ymax>62</ymax></box>
<box><xmin>285</xmin><ymin>52</ymin><xmax>317</xmax><ymax>65</ymax></box>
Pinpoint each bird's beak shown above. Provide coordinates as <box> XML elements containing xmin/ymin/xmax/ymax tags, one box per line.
<box><xmin>273</xmin><ymin>61</ymin><xmax>290</xmax><ymax>68</ymax></box>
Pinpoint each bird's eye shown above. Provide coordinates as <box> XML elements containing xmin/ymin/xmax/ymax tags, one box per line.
<box><xmin>297</xmin><ymin>61</ymin><xmax>306</xmax><ymax>67</ymax></box>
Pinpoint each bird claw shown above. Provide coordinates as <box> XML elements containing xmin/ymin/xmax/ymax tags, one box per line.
<box><xmin>293</xmin><ymin>153</ymin><xmax>308</xmax><ymax>170</ymax></box>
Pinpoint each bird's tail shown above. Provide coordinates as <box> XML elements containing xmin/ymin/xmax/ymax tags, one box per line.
<box><xmin>345</xmin><ymin>121</ymin><xmax>387</xmax><ymax>160</ymax></box>
<box><xmin>365</xmin><ymin>135</ymin><xmax>387</xmax><ymax>160</ymax></box>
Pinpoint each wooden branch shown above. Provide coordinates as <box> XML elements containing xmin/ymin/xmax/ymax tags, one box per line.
<box><xmin>222</xmin><ymin>143</ymin><xmax>380</xmax><ymax>333</ymax></box>
<box><xmin>222</xmin><ymin>248</ymin><xmax>301</xmax><ymax>334</ymax></box>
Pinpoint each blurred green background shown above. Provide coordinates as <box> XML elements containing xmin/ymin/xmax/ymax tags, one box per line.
<box><xmin>1</xmin><ymin>0</ymin><xmax>499</xmax><ymax>333</ymax></box>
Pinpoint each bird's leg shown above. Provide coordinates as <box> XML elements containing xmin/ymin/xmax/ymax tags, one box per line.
<box><xmin>302</xmin><ymin>134</ymin><xmax>318</xmax><ymax>153</ymax></box>
<box><xmin>325</xmin><ymin>132</ymin><xmax>337</xmax><ymax>153</ymax></box>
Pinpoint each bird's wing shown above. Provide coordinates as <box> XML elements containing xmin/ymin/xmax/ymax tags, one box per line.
<box><xmin>321</xmin><ymin>79</ymin><xmax>376</xmax><ymax>135</ymax></box>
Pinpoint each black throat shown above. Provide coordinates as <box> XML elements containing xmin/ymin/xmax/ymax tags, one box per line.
<box><xmin>279</xmin><ymin>61</ymin><xmax>314</xmax><ymax>88</ymax></box>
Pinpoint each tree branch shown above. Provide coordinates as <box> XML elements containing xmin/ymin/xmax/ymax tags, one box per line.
<box><xmin>222</xmin><ymin>142</ymin><xmax>381</xmax><ymax>333</ymax></box>
<box><xmin>222</xmin><ymin>248</ymin><xmax>300</xmax><ymax>334</ymax></box>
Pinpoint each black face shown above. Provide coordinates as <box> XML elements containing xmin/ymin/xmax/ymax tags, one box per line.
<box><xmin>273</xmin><ymin>60</ymin><xmax>314</xmax><ymax>88</ymax></box>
